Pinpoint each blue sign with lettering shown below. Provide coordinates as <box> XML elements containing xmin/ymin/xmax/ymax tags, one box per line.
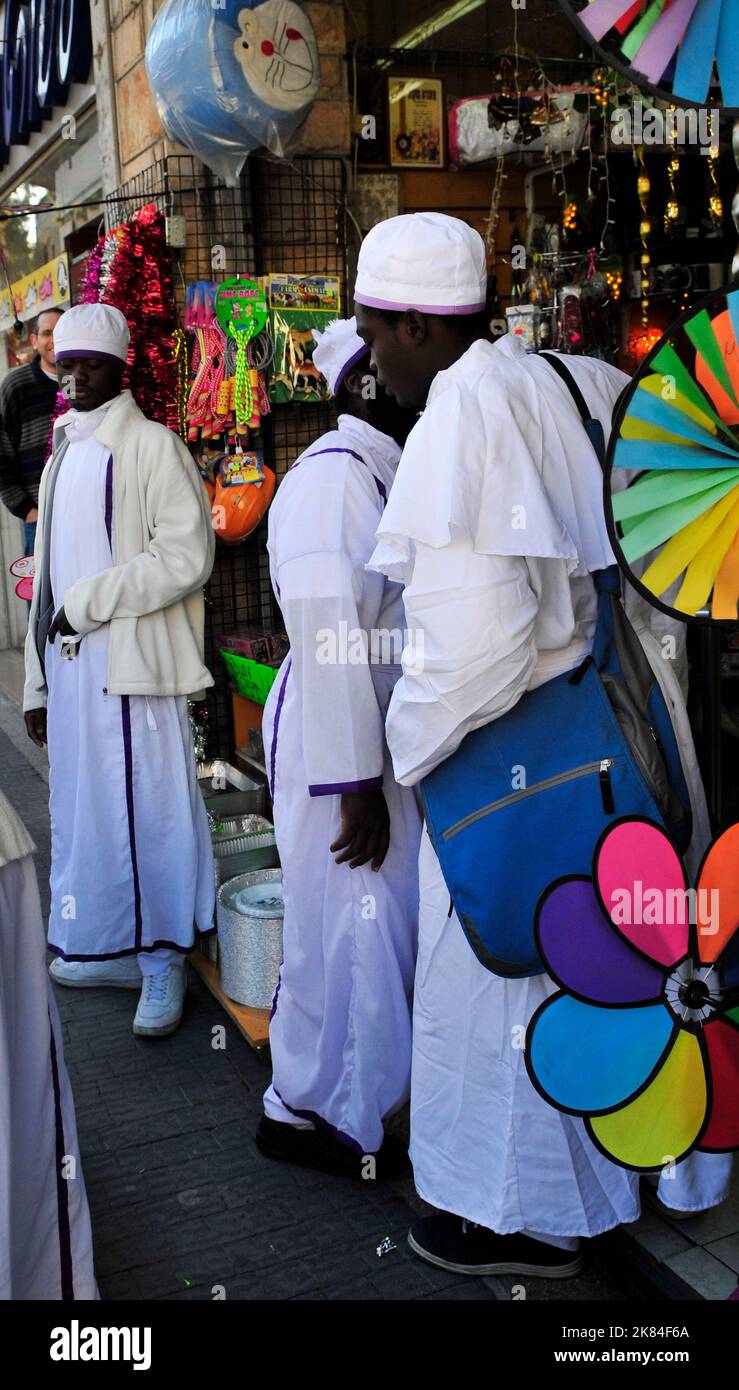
<box><xmin>0</xmin><ymin>0</ymin><xmax>92</xmax><ymax>169</ymax></box>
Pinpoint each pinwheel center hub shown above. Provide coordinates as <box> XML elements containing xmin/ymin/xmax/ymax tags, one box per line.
<box><xmin>679</xmin><ymin>979</ymin><xmax>710</xmax><ymax>1009</ymax></box>
<box><xmin>664</xmin><ymin>962</ymin><xmax>720</xmax><ymax>1026</ymax></box>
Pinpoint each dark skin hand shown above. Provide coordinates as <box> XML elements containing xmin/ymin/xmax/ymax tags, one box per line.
<box><xmin>48</xmin><ymin>606</ymin><xmax>78</xmax><ymax>641</ymax></box>
<box><xmin>330</xmin><ymin>789</ymin><xmax>390</xmax><ymax>871</ymax></box>
<box><xmin>25</xmin><ymin>707</ymin><xmax>47</xmax><ymax>746</ymax></box>
<box><xmin>25</xmin><ymin>609</ymin><xmax>78</xmax><ymax>746</ymax></box>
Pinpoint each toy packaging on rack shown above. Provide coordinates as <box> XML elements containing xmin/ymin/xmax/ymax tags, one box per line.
<box><xmin>185</xmin><ymin>277</ymin><xmax>272</xmax><ymax>446</ymax></box>
<box><xmin>210</xmin><ymin>447</ymin><xmax>276</xmax><ymax>545</ymax></box>
<box><xmin>266</xmin><ymin>274</ymin><xmax>340</xmax><ymax>403</ymax></box>
<box><xmin>216</xmin><ymin>277</ymin><xmax>270</xmax><ymax>432</ymax></box>
<box><xmin>219</xmin><ymin>625</ymin><xmax>289</xmax><ymax>663</ymax></box>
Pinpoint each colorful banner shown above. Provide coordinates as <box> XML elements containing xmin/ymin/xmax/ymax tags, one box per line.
<box><xmin>0</xmin><ymin>253</ymin><xmax>71</xmax><ymax>332</ymax></box>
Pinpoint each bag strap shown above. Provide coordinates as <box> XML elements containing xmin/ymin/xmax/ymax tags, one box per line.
<box><xmin>538</xmin><ymin>351</ymin><xmax>606</xmax><ymax>469</ymax></box>
<box><xmin>538</xmin><ymin>351</ymin><xmax>617</xmax><ymax>597</ymax></box>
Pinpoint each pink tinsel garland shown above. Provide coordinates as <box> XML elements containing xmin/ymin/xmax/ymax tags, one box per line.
<box><xmin>47</xmin><ymin>203</ymin><xmax>181</xmax><ymax>452</ymax></box>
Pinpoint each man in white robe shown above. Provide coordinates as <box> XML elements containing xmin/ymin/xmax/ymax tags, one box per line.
<box><xmin>0</xmin><ymin>788</ymin><xmax>97</xmax><ymax>1299</ymax></box>
<box><xmin>24</xmin><ymin>304</ymin><xmax>216</xmax><ymax>1038</ymax></box>
<box><xmin>354</xmin><ymin>212</ymin><xmax>731</xmax><ymax>1275</ymax></box>
<box><xmin>257</xmin><ymin>319</ymin><xmax>422</xmax><ymax>1177</ymax></box>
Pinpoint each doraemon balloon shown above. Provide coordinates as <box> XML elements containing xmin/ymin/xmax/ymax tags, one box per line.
<box><xmin>145</xmin><ymin>0</ymin><xmax>321</xmax><ymax>184</ymax></box>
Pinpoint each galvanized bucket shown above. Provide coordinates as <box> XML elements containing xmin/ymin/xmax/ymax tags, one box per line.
<box><xmin>217</xmin><ymin>868</ymin><xmax>284</xmax><ymax>1009</ymax></box>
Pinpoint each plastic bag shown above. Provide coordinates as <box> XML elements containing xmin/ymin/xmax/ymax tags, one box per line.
<box><xmin>449</xmin><ymin>93</ymin><xmax>587</xmax><ymax>168</ymax></box>
<box><xmin>145</xmin><ymin>0</ymin><xmax>321</xmax><ymax>185</ymax></box>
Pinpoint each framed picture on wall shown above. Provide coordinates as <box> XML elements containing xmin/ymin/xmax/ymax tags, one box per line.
<box><xmin>387</xmin><ymin>76</ymin><xmax>446</xmax><ymax>170</ymax></box>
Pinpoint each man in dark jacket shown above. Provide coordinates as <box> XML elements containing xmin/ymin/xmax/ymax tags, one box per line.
<box><xmin>0</xmin><ymin>307</ymin><xmax>62</xmax><ymax>555</ymax></box>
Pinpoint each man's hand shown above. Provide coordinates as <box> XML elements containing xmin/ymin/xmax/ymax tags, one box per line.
<box><xmin>24</xmin><ymin>708</ymin><xmax>47</xmax><ymax>746</ymax></box>
<box><xmin>24</xmin><ymin>507</ymin><xmax>38</xmax><ymax>523</ymax></box>
<box><xmin>48</xmin><ymin>607</ymin><xmax>78</xmax><ymax>642</ymax></box>
<box><xmin>330</xmin><ymin>789</ymin><xmax>390</xmax><ymax>871</ymax></box>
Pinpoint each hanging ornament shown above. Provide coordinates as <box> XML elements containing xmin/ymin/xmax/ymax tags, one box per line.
<box><xmin>603</xmin><ymin>256</ymin><xmax>623</xmax><ymax>301</ymax></box>
<box><xmin>733</xmin><ymin>119</ymin><xmax>739</xmax><ymax>281</ymax></box>
<box><xmin>665</xmin><ymin>157</ymin><xmax>681</xmax><ymax>234</ymax></box>
<box><xmin>664</xmin><ymin>106</ymin><xmax>681</xmax><ymax>236</ymax></box>
<box><xmin>707</xmin><ymin>148</ymin><xmax>723</xmax><ymax>230</ymax></box>
<box><xmin>636</xmin><ymin>148</ymin><xmax>651</xmax><ymax>329</ymax></box>
<box><xmin>172</xmin><ymin>328</ymin><xmax>190</xmax><ymax>441</ymax></box>
<box><xmin>592</xmin><ymin>66</ymin><xmax>609</xmax><ymax>115</ymax></box>
<box><xmin>484</xmin><ymin>152</ymin><xmax>508</xmax><ymax>256</ymax></box>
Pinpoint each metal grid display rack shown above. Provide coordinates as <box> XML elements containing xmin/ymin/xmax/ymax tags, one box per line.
<box><xmin>103</xmin><ymin>153</ymin><xmax>349</xmax><ymax>758</ymax></box>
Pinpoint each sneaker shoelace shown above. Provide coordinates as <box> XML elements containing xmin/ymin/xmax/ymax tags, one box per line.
<box><xmin>143</xmin><ymin>970</ymin><xmax>172</xmax><ymax>1004</ymax></box>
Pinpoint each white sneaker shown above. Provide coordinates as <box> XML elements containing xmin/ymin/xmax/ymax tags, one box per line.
<box><xmin>133</xmin><ymin>964</ymin><xmax>187</xmax><ymax>1038</ymax></box>
<box><xmin>50</xmin><ymin>956</ymin><xmax>143</xmax><ymax>989</ymax></box>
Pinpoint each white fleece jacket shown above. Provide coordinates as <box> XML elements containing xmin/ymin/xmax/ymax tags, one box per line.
<box><xmin>24</xmin><ymin>390</ymin><xmax>215</xmax><ymax>711</ymax></box>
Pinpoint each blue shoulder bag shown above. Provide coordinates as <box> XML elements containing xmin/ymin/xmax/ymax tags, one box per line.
<box><xmin>419</xmin><ymin>353</ymin><xmax>693</xmax><ymax>979</ymax></box>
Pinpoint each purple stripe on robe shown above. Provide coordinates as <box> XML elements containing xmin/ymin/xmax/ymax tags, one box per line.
<box><xmin>48</xmin><ymin>1012</ymin><xmax>74</xmax><ymax>1300</ymax></box>
<box><xmin>103</xmin><ymin>456</ymin><xmax>144</xmax><ymax>952</ymax></box>
<box><xmin>298</xmin><ymin>446</ymin><xmax>367</xmax><ymax>467</ymax></box>
<box><xmin>269</xmin><ymin>658</ymin><xmax>292</xmax><ymax>800</ymax></box>
<box><xmin>333</xmin><ymin>345</ymin><xmax>371</xmax><ymax>394</ymax></box>
<box><xmin>120</xmin><ymin>697</ymin><xmax>144</xmax><ymax>951</ymax></box>
<box><xmin>308</xmin><ymin>775</ymin><xmax>383</xmax><ymax>798</ymax></box>
<box><xmin>269</xmin><ymin>969</ymin><xmax>283</xmax><ymax>1022</ymax></box>
<box><xmin>273</xmin><ymin>1086</ymin><xmax>366</xmax><ymax>1157</ymax></box>
<box><xmin>47</xmin><ymin>938</ymin><xmax>210</xmax><ymax>962</ymax></box>
<box><xmin>292</xmin><ymin>447</ymin><xmax>388</xmax><ymax>502</ymax></box>
<box><xmin>104</xmin><ymin>455</ymin><xmax>113</xmax><ymax>548</ymax></box>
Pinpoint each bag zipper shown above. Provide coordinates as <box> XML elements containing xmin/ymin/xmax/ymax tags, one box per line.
<box><xmin>441</xmin><ymin>758</ymin><xmax>615</xmax><ymax>841</ymax></box>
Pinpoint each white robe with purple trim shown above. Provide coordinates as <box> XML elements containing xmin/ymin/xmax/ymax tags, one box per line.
<box><xmin>45</xmin><ymin>413</ymin><xmax>214</xmax><ymax>962</ymax></box>
<box><xmin>0</xmin><ymin>790</ymin><xmax>97</xmax><ymax>1300</ymax></box>
<box><xmin>369</xmin><ymin>337</ymin><xmax>731</xmax><ymax>1235</ymax></box>
<box><xmin>262</xmin><ymin>415</ymin><xmax>422</xmax><ymax>1154</ymax></box>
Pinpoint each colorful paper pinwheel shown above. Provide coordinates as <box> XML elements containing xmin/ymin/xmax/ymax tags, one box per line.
<box><xmin>525</xmin><ymin>816</ymin><xmax>739</xmax><ymax>1171</ymax></box>
<box><xmin>606</xmin><ymin>285</ymin><xmax>739</xmax><ymax>623</ymax></box>
<box><xmin>558</xmin><ymin>0</ymin><xmax>739</xmax><ymax>108</ymax></box>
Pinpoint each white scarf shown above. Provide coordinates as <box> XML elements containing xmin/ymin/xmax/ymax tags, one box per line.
<box><xmin>63</xmin><ymin>395</ymin><xmax>119</xmax><ymax>443</ymax></box>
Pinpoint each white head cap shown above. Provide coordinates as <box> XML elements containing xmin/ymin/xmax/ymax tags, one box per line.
<box><xmin>311</xmin><ymin>316</ymin><xmax>369</xmax><ymax>396</ymax></box>
<box><xmin>54</xmin><ymin>302</ymin><xmax>130</xmax><ymax>364</ymax></box>
<box><xmin>354</xmin><ymin>212</ymin><xmax>487</xmax><ymax>316</ymax></box>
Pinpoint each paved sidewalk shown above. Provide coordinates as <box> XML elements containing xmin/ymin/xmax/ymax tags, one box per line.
<box><xmin>1</xmin><ymin>694</ymin><xmax>632</xmax><ymax>1302</ymax></box>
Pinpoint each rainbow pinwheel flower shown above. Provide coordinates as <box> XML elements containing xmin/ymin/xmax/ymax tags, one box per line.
<box><xmin>525</xmin><ymin>816</ymin><xmax>739</xmax><ymax>1171</ymax></box>
<box><xmin>558</xmin><ymin>0</ymin><xmax>738</xmax><ymax>108</ymax></box>
<box><xmin>608</xmin><ymin>287</ymin><xmax>739</xmax><ymax>622</ymax></box>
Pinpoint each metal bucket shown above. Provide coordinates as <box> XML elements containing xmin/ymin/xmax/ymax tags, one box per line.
<box><xmin>217</xmin><ymin>868</ymin><xmax>284</xmax><ymax>1009</ymax></box>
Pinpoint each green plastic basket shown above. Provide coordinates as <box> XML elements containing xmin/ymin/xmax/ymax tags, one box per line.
<box><xmin>221</xmin><ymin>649</ymin><xmax>279</xmax><ymax>705</ymax></box>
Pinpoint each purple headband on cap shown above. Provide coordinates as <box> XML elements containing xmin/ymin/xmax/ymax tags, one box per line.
<box><xmin>333</xmin><ymin>343</ymin><xmax>370</xmax><ymax>394</ymax></box>
<box><xmin>355</xmin><ymin>292</ymin><xmax>486</xmax><ymax>315</ymax></box>
<box><xmin>55</xmin><ymin>349</ymin><xmax>127</xmax><ymax>365</ymax></box>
